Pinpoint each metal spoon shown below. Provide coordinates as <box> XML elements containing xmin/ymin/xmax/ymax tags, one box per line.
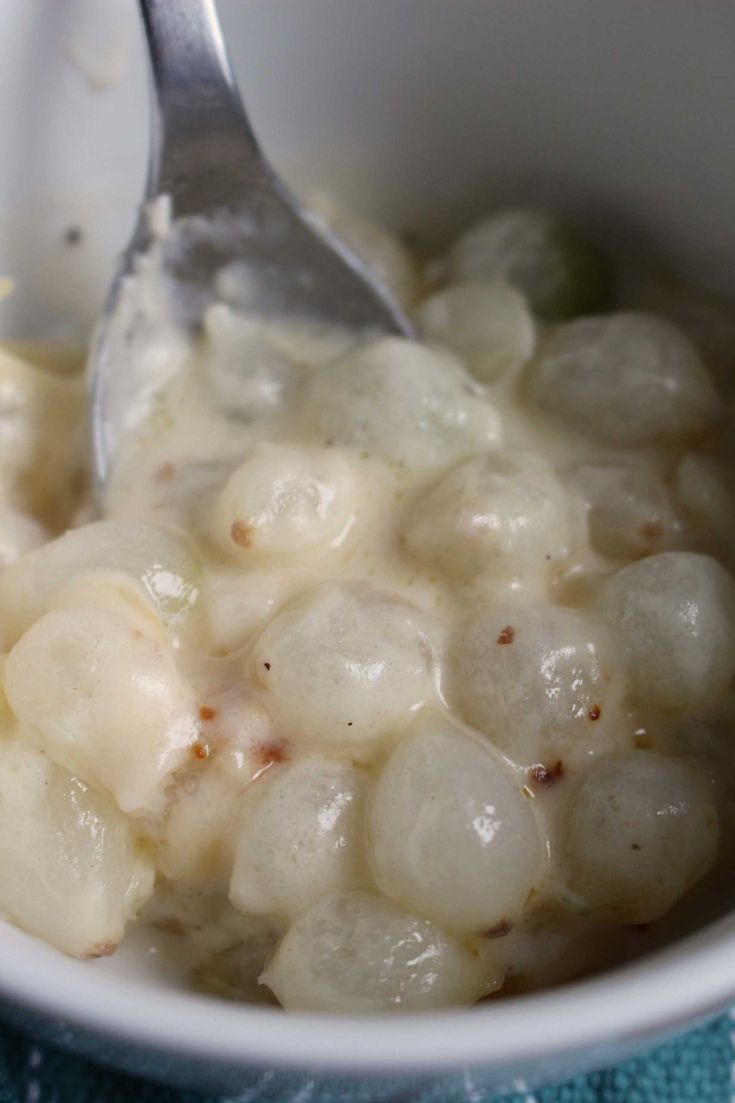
<box><xmin>90</xmin><ymin>0</ymin><xmax>412</xmax><ymax>495</ymax></box>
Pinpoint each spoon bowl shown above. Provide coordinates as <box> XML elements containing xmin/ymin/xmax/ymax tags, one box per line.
<box><xmin>89</xmin><ymin>0</ymin><xmax>412</xmax><ymax>494</ymax></box>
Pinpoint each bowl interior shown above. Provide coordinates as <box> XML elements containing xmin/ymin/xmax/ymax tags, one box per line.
<box><xmin>3</xmin><ymin>0</ymin><xmax>735</xmax><ymax>339</ymax></box>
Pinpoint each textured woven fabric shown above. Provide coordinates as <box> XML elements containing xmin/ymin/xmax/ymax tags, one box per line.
<box><xmin>0</xmin><ymin>1011</ymin><xmax>732</xmax><ymax>1103</ymax></box>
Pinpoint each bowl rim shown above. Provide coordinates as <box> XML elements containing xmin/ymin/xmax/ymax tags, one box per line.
<box><xmin>0</xmin><ymin>911</ymin><xmax>732</xmax><ymax>1073</ymax></box>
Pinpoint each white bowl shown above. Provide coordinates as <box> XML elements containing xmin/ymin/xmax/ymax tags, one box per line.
<box><xmin>1</xmin><ymin>1</ymin><xmax>735</xmax><ymax>1097</ymax></box>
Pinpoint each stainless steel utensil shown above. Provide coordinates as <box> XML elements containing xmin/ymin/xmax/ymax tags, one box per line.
<box><xmin>90</xmin><ymin>0</ymin><xmax>412</xmax><ymax>494</ymax></box>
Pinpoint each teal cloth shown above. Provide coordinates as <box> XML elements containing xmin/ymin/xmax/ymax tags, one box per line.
<box><xmin>0</xmin><ymin>1013</ymin><xmax>731</xmax><ymax>1103</ymax></box>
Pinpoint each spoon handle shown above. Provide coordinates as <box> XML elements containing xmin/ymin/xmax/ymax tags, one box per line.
<box><xmin>139</xmin><ymin>0</ymin><xmax>267</xmax><ymax>214</ymax></box>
